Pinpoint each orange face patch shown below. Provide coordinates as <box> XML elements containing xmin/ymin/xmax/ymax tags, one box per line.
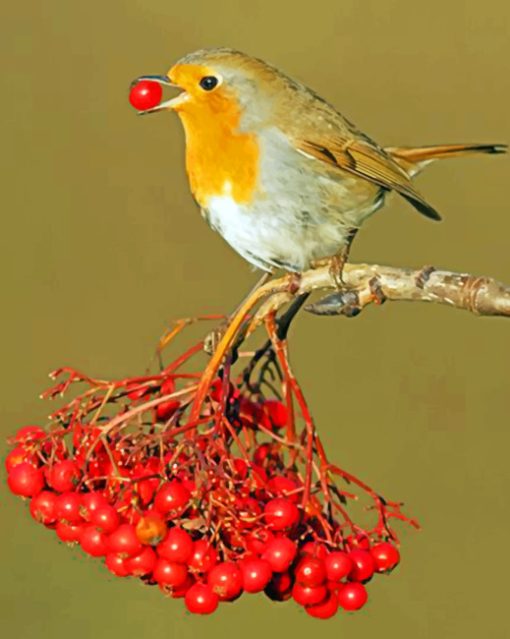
<box><xmin>167</xmin><ymin>64</ymin><xmax>259</xmax><ymax>206</ymax></box>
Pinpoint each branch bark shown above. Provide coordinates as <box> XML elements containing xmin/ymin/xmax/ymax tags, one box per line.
<box><xmin>248</xmin><ymin>263</ymin><xmax>510</xmax><ymax>330</ymax></box>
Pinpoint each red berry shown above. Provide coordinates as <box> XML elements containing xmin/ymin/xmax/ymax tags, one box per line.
<box><xmin>337</xmin><ymin>582</ymin><xmax>368</xmax><ymax>611</ymax></box>
<box><xmin>371</xmin><ymin>542</ymin><xmax>400</xmax><ymax>573</ymax></box>
<box><xmin>126</xmin><ymin>383</ymin><xmax>152</xmax><ymax>401</ymax></box>
<box><xmin>105</xmin><ymin>553</ymin><xmax>130</xmax><ymax>577</ymax></box>
<box><xmin>299</xmin><ymin>541</ymin><xmax>329</xmax><ymax>560</ymax></box>
<box><xmin>107</xmin><ymin>524</ymin><xmax>142</xmax><ymax>557</ymax></box>
<box><xmin>14</xmin><ymin>426</ymin><xmax>46</xmax><ymax>444</ymax></box>
<box><xmin>157</xmin><ymin>527</ymin><xmax>193</xmax><ymax>563</ymax></box>
<box><xmin>5</xmin><ymin>446</ymin><xmax>38</xmax><ymax>472</ymax></box>
<box><xmin>240</xmin><ymin>399</ymin><xmax>272</xmax><ymax>431</ymax></box>
<box><xmin>349</xmin><ymin>550</ymin><xmax>375</xmax><ymax>583</ymax></box>
<box><xmin>80</xmin><ymin>524</ymin><xmax>108</xmax><ymax>557</ymax></box>
<box><xmin>208</xmin><ymin>562</ymin><xmax>243</xmax><ymax>601</ymax></box>
<box><xmin>262</xmin><ymin>536</ymin><xmax>297</xmax><ymax>572</ymax></box>
<box><xmin>182</xmin><ymin>478</ymin><xmax>196</xmax><ymax>495</ymax></box>
<box><xmin>29</xmin><ymin>490</ymin><xmax>57</xmax><ymax>524</ymax></box>
<box><xmin>306</xmin><ymin>592</ymin><xmax>339</xmax><ymax>619</ymax></box>
<box><xmin>185</xmin><ymin>583</ymin><xmax>219</xmax><ymax>615</ymax></box>
<box><xmin>46</xmin><ymin>460</ymin><xmax>81</xmax><ymax>492</ymax></box>
<box><xmin>264</xmin><ymin>572</ymin><xmax>293</xmax><ymax>601</ymax></box>
<box><xmin>325</xmin><ymin>551</ymin><xmax>353</xmax><ymax>582</ymax></box>
<box><xmin>154</xmin><ymin>481</ymin><xmax>190</xmax><ymax>515</ymax></box>
<box><xmin>209</xmin><ymin>378</ymin><xmax>224</xmax><ymax>403</ymax></box>
<box><xmin>292</xmin><ymin>583</ymin><xmax>328</xmax><ymax>606</ymax></box>
<box><xmin>240</xmin><ymin>558</ymin><xmax>273</xmax><ymax>593</ymax></box>
<box><xmin>80</xmin><ymin>491</ymin><xmax>108</xmax><ymax>520</ymax></box>
<box><xmin>90</xmin><ymin>505</ymin><xmax>120</xmax><ymax>533</ymax></box>
<box><xmin>126</xmin><ymin>547</ymin><xmax>157</xmax><ymax>576</ymax></box>
<box><xmin>295</xmin><ymin>557</ymin><xmax>327</xmax><ymax>587</ymax></box>
<box><xmin>156</xmin><ymin>400</ymin><xmax>180</xmax><ymax>422</ymax></box>
<box><xmin>346</xmin><ymin>533</ymin><xmax>371</xmax><ymax>551</ymax></box>
<box><xmin>327</xmin><ymin>580</ymin><xmax>345</xmax><ymax>595</ymax></box>
<box><xmin>136</xmin><ymin>478</ymin><xmax>158</xmax><ymax>506</ymax></box>
<box><xmin>160</xmin><ymin>377</ymin><xmax>176</xmax><ymax>395</ymax></box>
<box><xmin>153</xmin><ymin>558</ymin><xmax>188</xmax><ymax>587</ymax></box>
<box><xmin>56</xmin><ymin>521</ymin><xmax>82</xmax><ymax>544</ymax></box>
<box><xmin>267</xmin><ymin>476</ymin><xmax>300</xmax><ymax>503</ymax></box>
<box><xmin>55</xmin><ymin>491</ymin><xmax>83</xmax><ymax>523</ymax></box>
<box><xmin>235</xmin><ymin>495</ymin><xmax>262</xmax><ymax>523</ymax></box>
<box><xmin>245</xmin><ymin>529</ymin><xmax>274</xmax><ymax>555</ymax></box>
<box><xmin>231</xmin><ymin>458</ymin><xmax>249</xmax><ymax>480</ymax></box>
<box><xmin>253</xmin><ymin>443</ymin><xmax>271</xmax><ymax>465</ymax></box>
<box><xmin>168</xmin><ymin>574</ymin><xmax>194</xmax><ymax>598</ymax></box>
<box><xmin>8</xmin><ymin>463</ymin><xmax>45</xmax><ymax>497</ymax></box>
<box><xmin>251</xmin><ymin>464</ymin><xmax>268</xmax><ymax>490</ymax></box>
<box><xmin>264</xmin><ymin>399</ymin><xmax>288</xmax><ymax>429</ymax></box>
<box><xmin>129</xmin><ymin>80</ymin><xmax>163</xmax><ymax>111</ymax></box>
<box><xmin>188</xmin><ymin>539</ymin><xmax>218</xmax><ymax>573</ymax></box>
<box><xmin>135</xmin><ymin>513</ymin><xmax>167</xmax><ymax>545</ymax></box>
<box><xmin>264</xmin><ymin>498</ymin><xmax>300</xmax><ymax>530</ymax></box>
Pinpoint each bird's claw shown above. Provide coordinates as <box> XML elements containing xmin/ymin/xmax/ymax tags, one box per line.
<box><xmin>329</xmin><ymin>254</ymin><xmax>348</xmax><ymax>289</ymax></box>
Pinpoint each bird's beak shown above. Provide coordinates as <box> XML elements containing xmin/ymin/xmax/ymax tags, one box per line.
<box><xmin>131</xmin><ymin>74</ymin><xmax>188</xmax><ymax>114</ymax></box>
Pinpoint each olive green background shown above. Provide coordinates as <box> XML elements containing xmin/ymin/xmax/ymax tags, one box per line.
<box><xmin>1</xmin><ymin>1</ymin><xmax>509</xmax><ymax>637</ymax></box>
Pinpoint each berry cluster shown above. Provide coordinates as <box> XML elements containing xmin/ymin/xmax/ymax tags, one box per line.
<box><xmin>5</xmin><ymin>318</ymin><xmax>416</xmax><ymax>618</ymax></box>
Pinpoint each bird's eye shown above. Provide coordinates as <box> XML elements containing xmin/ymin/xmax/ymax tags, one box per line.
<box><xmin>199</xmin><ymin>76</ymin><xmax>218</xmax><ymax>91</ymax></box>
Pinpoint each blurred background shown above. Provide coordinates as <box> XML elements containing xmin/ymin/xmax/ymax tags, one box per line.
<box><xmin>1</xmin><ymin>1</ymin><xmax>509</xmax><ymax>637</ymax></box>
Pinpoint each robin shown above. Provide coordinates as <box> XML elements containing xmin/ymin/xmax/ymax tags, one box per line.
<box><xmin>134</xmin><ymin>48</ymin><xmax>506</xmax><ymax>278</ymax></box>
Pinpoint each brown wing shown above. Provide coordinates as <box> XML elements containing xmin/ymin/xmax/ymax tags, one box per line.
<box><xmin>275</xmin><ymin>81</ymin><xmax>441</xmax><ymax>221</ymax></box>
<box><xmin>298</xmin><ymin>137</ymin><xmax>441</xmax><ymax>221</ymax></box>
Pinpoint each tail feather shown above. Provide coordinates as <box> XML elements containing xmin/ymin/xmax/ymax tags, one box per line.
<box><xmin>386</xmin><ymin>142</ymin><xmax>507</xmax><ymax>176</ymax></box>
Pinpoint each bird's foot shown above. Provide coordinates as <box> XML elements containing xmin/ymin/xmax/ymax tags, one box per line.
<box><xmin>328</xmin><ymin>254</ymin><xmax>349</xmax><ymax>289</ymax></box>
<box><xmin>310</xmin><ymin>255</ymin><xmax>348</xmax><ymax>289</ymax></box>
<box><xmin>310</xmin><ymin>254</ymin><xmax>350</xmax><ymax>289</ymax></box>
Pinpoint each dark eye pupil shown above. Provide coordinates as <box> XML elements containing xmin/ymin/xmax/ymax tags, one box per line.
<box><xmin>199</xmin><ymin>76</ymin><xmax>218</xmax><ymax>91</ymax></box>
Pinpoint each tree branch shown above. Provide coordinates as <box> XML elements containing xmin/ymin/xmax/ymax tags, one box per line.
<box><xmin>248</xmin><ymin>263</ymin><xmax>510</xmax><ymax>331</ymax></box>
<box><xmin>193</xmin><ymin>262</ymin><xmax>509</xmax><ymax>417</ymax></box>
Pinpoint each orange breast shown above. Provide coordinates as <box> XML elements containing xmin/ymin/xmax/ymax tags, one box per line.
<box><xmin>176</xmin><ymin>95</ymin><xmax>259</xmax><ymax>207</ymax></box>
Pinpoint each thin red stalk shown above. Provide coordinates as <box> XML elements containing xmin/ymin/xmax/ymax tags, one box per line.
<box><xmin>163</xmin><ymin>341</ymin><xmax>204</xmax><ymax>374</ymax></box>
<box><xmin>264</xmin><ymin>313</ymin><xmax>315</xmax><ymax>508</ymax></box>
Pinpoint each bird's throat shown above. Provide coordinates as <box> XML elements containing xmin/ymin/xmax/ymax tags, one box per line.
<box><xmin>177</xmin><ymin>103</ymin><xmax>259</xmax><ymax>207</ymax></box>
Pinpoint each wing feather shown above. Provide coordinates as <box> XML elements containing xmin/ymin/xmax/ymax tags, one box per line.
<box><xmin>298</xmin><ymin>138</ymin><xmax>441</xmax><ymax>220</ymax></box>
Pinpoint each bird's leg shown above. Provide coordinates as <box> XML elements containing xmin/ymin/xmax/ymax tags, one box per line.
<box><xmin>329</xmin><ymin>228</ymin><xmax>358</xmax><ymax>289</ymax></box>
<box><xmin>310</xmin><ymin>228</ymin><xmax>358</xmax><ymax>288</ymax></box>
<box><xmin>306</xmin><ymin>229</ymin><xmax>361</xmax><ymax>316</ymax></box>
<box><xmin>204</xmin><ymin>272</ymin><xmax>272</xmax><ymax>355</ymax></box>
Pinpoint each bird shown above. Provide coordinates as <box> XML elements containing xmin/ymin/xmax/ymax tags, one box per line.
<box><xmin>133</xmin><ymin>48</ymin><xmax>506</xmax><ymax>277</ymax></box>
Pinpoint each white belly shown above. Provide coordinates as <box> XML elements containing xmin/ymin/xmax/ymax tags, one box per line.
<box><xmin>205</xmin><ymin>194</ymin><xmax>278</xmax><ymax>271</ymax></box>
<box><xmin>200</xmin><ymin>130</ymin><xmax>385</xmax><ymax>272</ymax></box>
<box><xmin>204</xmin><ymin>192</ymin><xmax>375</xmax><ymax>273</ymax></box>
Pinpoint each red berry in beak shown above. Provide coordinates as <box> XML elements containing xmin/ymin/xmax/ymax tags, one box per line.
<box><xmin>129</xmin><ymin>80</ymin><xmax>163</xmax><ymax>111</ymax></box>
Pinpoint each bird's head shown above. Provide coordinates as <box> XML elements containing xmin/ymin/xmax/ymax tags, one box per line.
<box><xmin>135</xmin><ymin>48</ymin><xmax>291</xmax><ymax>130</ymax></box>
